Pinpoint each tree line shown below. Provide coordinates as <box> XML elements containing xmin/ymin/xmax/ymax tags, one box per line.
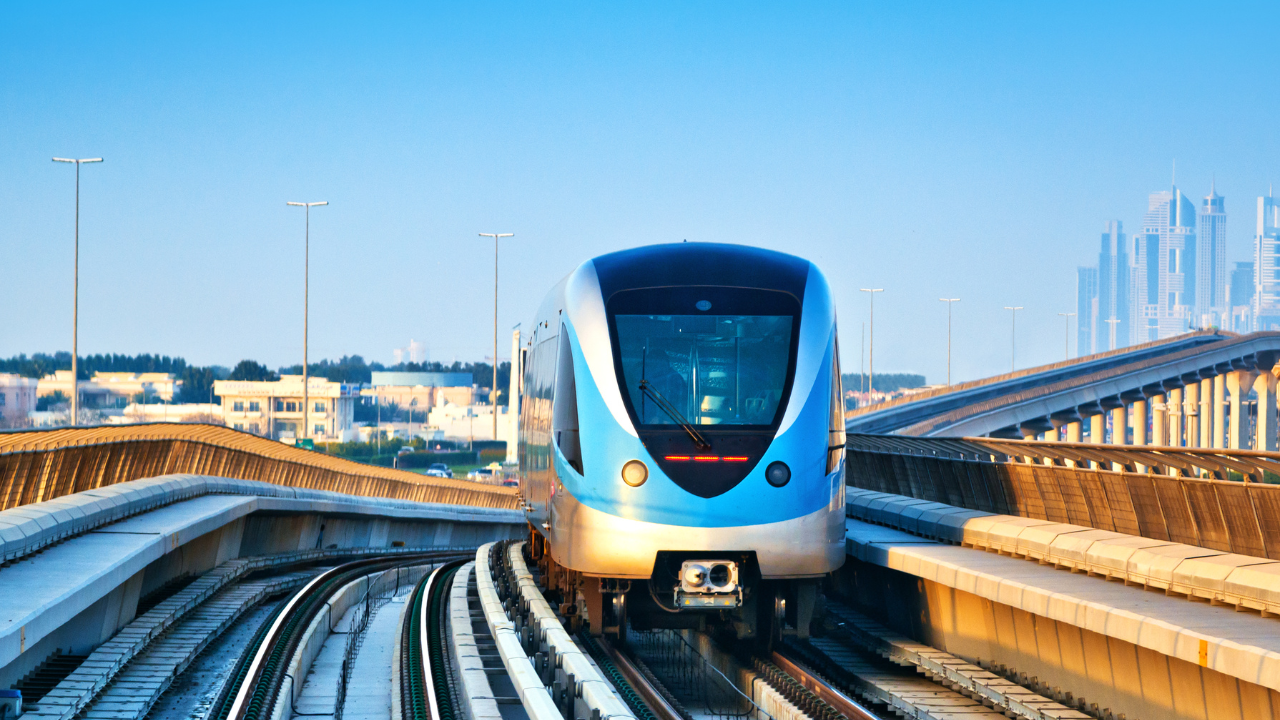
<box><xmin>2</xmin><ymin>352</ymin><xmax>512</xmax><ymax>405</ymax></box>
<box><xmin>841</xmin><ymin>372</ymin><xmax>927</xmax><ymax>393</ymax></box>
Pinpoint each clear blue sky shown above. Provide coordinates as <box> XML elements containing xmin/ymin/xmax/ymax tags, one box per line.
<box><xmin>3</xmin><ymin>2</ymin><xmax>1277</xmax><ymax>383</ymax></box>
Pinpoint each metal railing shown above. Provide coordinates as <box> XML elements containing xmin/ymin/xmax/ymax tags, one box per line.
<box><xmin>847</xmin><ymin>433</ymin><xmax>1280</xmax><ymax>559</ymax></box>
<box><xmin>0</xmin><ymin>423</ymin><xmax>517</xmax><ymax>511</ymax></box>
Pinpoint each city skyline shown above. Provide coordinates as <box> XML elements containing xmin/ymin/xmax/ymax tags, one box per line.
<box><xmin>4</xmin><ymin>4</ymin><xmax>1279</xmax><ymax>385</ymax></box>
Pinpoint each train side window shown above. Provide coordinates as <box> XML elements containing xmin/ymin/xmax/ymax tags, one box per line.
<box><xmin>827</xmin><ymin>335</ymin><xmax>846</xmax><ymax>474</ymax></box>
<box><xmin>553</xmin><ymin>327</ymin><xmax>583</xmax><ymax>474</ymax></box>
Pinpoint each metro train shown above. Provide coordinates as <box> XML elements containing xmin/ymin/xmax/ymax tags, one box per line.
<box><xmin>517</xmin><ymin>242</ymin><xmax>846</xmax><ymax>640</ymax></box>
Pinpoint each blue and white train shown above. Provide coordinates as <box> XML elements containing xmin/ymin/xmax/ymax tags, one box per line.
<box><xmin>518</xmin><ymin>242</ymin><xmax>846</xmax><ymax>639</ymax></box>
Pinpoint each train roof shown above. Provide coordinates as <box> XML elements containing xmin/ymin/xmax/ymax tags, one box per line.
<box><xmin>590</xmin><ymin>243</ymin><xmax>811</xmax><ymax>303</ymax></box>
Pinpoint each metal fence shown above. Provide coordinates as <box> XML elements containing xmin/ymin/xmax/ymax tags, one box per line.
<box><xmin>846</xmin><ymin>434</ymin><xmax>1280</xmax><ymax>559</ymax></box>
<box><xmin>0</xmin><ymin>424</ymin><xmax>518</xmax><ymax>511</ymax></box>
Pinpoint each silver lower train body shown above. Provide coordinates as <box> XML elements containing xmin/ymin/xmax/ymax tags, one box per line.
<box><xmin>541</xmin><ymin>485</ymin><xmax>846</xmax><ymax>579</ymax></box>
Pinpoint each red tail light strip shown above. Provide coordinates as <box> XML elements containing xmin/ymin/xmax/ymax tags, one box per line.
<box><xmin>663</xmin><ymin>455</ymin><xmax>752</xmax><ymax>462</ymax></box>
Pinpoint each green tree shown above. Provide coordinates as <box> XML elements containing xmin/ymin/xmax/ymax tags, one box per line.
<box><xmin>229</xmin><ymin>360</ymin><xmax>279</xmax><ymax>382</ymax></box>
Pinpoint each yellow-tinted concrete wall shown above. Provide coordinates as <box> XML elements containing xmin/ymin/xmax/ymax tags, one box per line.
<box><xmin>837</xmin><ymin>559</ymin><xmax>1280</xmax><ymax>720</ymax></box>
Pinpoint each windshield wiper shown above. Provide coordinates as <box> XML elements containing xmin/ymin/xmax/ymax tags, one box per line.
<box><xmin>638</xmin><ymin>380</ymin><xmax>711</xmax><ymax>451</ymax></box>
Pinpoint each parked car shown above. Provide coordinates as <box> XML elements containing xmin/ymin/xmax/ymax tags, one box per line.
<box><xmin>425</xmin><ymin>463</ymin><xmax>453</xmax><ymax>478</ymax></box>
<box><xmin>467</xmin><ymin>468</ymin><xmax>494</xmax><ymax>481</ymax></box>
<box><xmin>501</xmin><ymin>478</ymin><xmax>518</xmax><ymax>488</ymax></box>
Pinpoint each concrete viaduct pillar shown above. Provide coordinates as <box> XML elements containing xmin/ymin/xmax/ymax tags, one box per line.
<box><xmin>1090</xmin><ymin>414</ymin><xmax>1105</xmax><ymax>444</ymax></box>
<box><xmin>1213</xmin><ymin>366</ymin><xmax>1228</xmax><ymax>449</ymax></box>
<box><xmin>1255</xmin><ymin>366</ymin><xmax>1278</xmax><ymax>453</ymax></box>
<box><xmin>1184</xmin><ymin>378</ymin><xmax>1200</xmax><ymax>448</ymax></box>
<box><xmin>1199</xmin><ymin>376</ymin><xmax>1213</xmax><ymax>448</ymax></box>
<box><xmin>1109</xmin><ymin>405</ymin><xmax>1127</xmax><ymax>445</ymax></box>
<box><xmin>1167</xmin><ymin>386</ymin><xmax>1183</xmax><ymax>447</ymax></box>
<box><xmin>1151</xmin><ymin>394</ymin><xmax>1167</xmax><ymax>446</ymax></box>
<box><xmin>1226</xmin><ymin>370</ymin><xmax>1254</xmax><ymax>450</ymax></box>
<box><xmin>1130</xmin><ymin>399</ymin><xmax>1147</xmax><ymax>445</ymax></box>
<box><xmin>1065</xmin><ymin>421</ymin><xmax>1082</xmax><ymax>443</ymax></box>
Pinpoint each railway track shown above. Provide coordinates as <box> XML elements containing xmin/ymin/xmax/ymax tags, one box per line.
<box><xmin>387</xmin><ymin>541</ymin><xmax>1101</xmax><ymax>720</ymax></box>
<box><xmin>206</xmin><ymin>550</ymin><xmax>469</xmax><ymax>720</ymax></box>
<box><xmin>397</xmin><ymin>558</ymin><xmax>467</xmax><ymax>720</ymax></box>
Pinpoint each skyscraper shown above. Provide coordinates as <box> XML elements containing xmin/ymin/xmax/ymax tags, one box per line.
<box><xmin>1196</xmin><ymin>182</ymin><xmax>1227</xmax><ymax>327</ymax></box>
<box><xmin>1077</xmin><ymin>266</ymin><xmax>1098</xmax><ymax>354</ymax></box>
<box><xmin>1253</xmin><ymin>192</ymin><xmax>1280</xmax><ymax>330</ymax></box>
<box><xmin>1077</xmin><ymin>221</ymin><xmax>1130</xmax><ymax>353</ymax></box>
<box><xmin>1098</xmin><ymin>221</ymin><xmax>1131</xmax><ymax>349</ymax></box>
<box><xmin>1231</xmin><ymin>261</ymin><xmax>1254</xmax><ymax>332</ymax></box>
<box><xmin>1136</xmin><ymin>187</ymin><xmax>1197</xmax><ymax>341</ymax></box>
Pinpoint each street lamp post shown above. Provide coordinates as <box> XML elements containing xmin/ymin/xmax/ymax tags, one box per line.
<box><xmin>1003</xmin><ymin>306</ymin><xmax>1023</xmax><ymax>372</ymax></box>
<box><xmin>939</xmin><ymin>298</ymin><xmax>960</xmax><ymax>385</ymax></box>
<box><xmin>479</xmin><ymin>232</ymin><xmax>514</xmax><ymax>440</ymax></box>
<box><xmin>860</xmin><ymin>289</ymin><xmax>883</xmax><ymax>401</ymax></box>
<box><xmin>1105</xmin><ymin>318</ymin><xmax>1121</xmax><ymax>351</ymax></box>
<box><xmin>52</xmin><ymin>157</ymin><xmax>103</xmax><ymax>426</ymax></box>
<box><xmin>1058</xmin><ymin>312</ymin><xmax>1076</xmax><ymax>361</ymax></box>
<box><xmin>287</xmin><ymin>201</ymin><xmax>328</xmax><ymax>444</ymax></box>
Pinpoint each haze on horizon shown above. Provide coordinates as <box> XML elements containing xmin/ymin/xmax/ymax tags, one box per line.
<box><xmin>2</xmin><ymin>2</ymin><xmax>1277</xmax><ymax>384</ymax></box>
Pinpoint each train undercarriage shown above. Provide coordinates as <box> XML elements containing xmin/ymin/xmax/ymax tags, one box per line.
<box><xmin>526</xmin><ymin>526</ymin><xmax>819</xmax><ymax>642</ymax></box>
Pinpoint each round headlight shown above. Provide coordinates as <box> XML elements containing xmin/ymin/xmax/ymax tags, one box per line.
<box><xmin>683</xmin><ymin>564</ymin><xmax>707</xmax><ymax>587</ymax></box>
<box><xmin>765</xmin><ymin>461</ymin><xmax>791</xmax><ymax>487</ymax></box>
<box><xmin>621</xmin><ymin>459</ymin><xmax>649</xmax><ymax>487</ymax></box>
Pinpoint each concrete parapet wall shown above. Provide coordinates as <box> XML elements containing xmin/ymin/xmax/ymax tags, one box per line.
<box><xmin>0</xmin><ymin>423</ymin><xmax>517</xmax><ymax>512</ymax></box>
<box><xmin>841</xmin><ymin>515</ymin><xmax>1280</xmax><ymax>720</ymax></box>
<box><xmin>837</xmin><ymin>552</ymin><xmax>1280</xmax><ymax>720</ymax></box>
<box><xmin>846</xmin><ymin>487</ymin><xmax>1280</xmax><ymax>617</ymax></box>
<box><xmin>0</xmin><ymin>473</ymin><xmax>522</xmax><ymax>565</ymax></box>
<box><xmin>0</xmin><ymin>476</ymin><xmax>524</xmax><ymax>693</ymax></box>
<box><xmin>846</xmin><ymin>446</ymin><xmax>1280</xmax><ymax>559</ymax></box>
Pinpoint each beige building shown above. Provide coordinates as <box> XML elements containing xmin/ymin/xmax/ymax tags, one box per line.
<box><xmin>360</xmin><ymin>384</ymin><xmax>474</xmax><ymax>414</ymax></box>
<box><xmin>0</xmin><ymin>374</ymin><xmax>38</xmax><ymax>427</ymax></box>
<box><xmin>214</xmin><ymin>375</ymin><xmax>359</xmax><ymax>441</ymax></box>
<box><xmin>108</xmin><ymin>403</ymin><xmax>224</xmax><ymax>425</ymax></box>
<box><xmin>38</xmin><ymin>370</ymin><xmax>179</xmax><ymax>408</ymax></box>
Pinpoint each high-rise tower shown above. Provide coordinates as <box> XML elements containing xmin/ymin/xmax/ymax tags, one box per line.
<box><xmin>1077</xmin><ymin>266</ymin><xmax>1099</xmax><ymax>354</ymax></box>
<box><xmin>1077</xmin><ymin>221</ymin><xmax>1131</xmax><ymax>353</ymax></box>
<box><xmin>1136</xmin><ymin>187</ymin><xmax>1197</xmax><ymax>340</ymax></box>
<box><xmin>1196</xmin><ymin>181</ymin><xmax>1227</xmax><ymax>327</ymax></box>
<box><xmin>1254</xmin><ymin>191</ymin><xmax>1280</xmax><ymax>330</ymax></box>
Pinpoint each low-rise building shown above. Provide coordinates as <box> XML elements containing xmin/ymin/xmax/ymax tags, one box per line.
<box><xmin>427</xmin><ymin>403</ymin><xmax>512</xmax><ymax>442</ymax></box>
<box><xmin>38</xmin><ymin>370</ymin><xmax>179</xmax><ymax>409</ymax></box>
<box><xmin>107</xmin><ymin>403</ymin><xmax>224</xmax><ymax>425</ymax></box>
<box><xmin>214</xmin><ymin>375</ymin><xmax>359</xmax><ymax>441</ymax></box>
<box><xmin>0</xmin><ymin>373</ymin><xmax>38</xmax><ymax>428</ymax></box>
<box><xmin>364</xmin><ymin>371</ymin><xmax>475</xmax><ymax>412</ymax></box>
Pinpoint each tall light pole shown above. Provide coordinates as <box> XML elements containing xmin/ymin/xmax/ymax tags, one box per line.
<box><xmin>479</xmin><ymin>232</ymin><xmax>514</xmax><ymax>439</ymax></box>
<box><xmin>1003</xmin><ymin>306</ymin><xmax>1023</xmax><ymax>372</ymax></box>
<box><xmin>1057</xmin><ymin>312</ymin><xmax>1076</xmax><ymax>361</ymax></box>
<box><xmin>1105</xmin><ymin>318</ymin><xmax>1120</xmax><ymax>351</ymax></box>
<box><xmin>860</xmin><ymin>289</ymin><xmax>883</xmax><ymax>399</ymax></box>
<box><xmin>53</xmin><ymin>157</ymin><xmax>103</xmax><ymax>426</ymax></box>
<box><xmin>939</xmin><ymin>298</ymin><xmax>960</xmax><ymax>385</ymax></box>
<box><xmin>287</xmin><ymin>201</ymin><xmax>328</xmax><ymax>444</ymax></box>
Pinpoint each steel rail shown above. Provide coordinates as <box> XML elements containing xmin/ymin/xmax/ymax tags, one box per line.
<box><xmin>213</xmin><ymin>551</ymin><xmax>469</xmax><ymax>720</ymax></box>
<box><xmin>400</xmin><ymin>558</ymin><xmax>468</xmax><ymax>720</ymax></box>
<box><xmin>768</xmin><ymin>651</ymin><xmax>878</xmax><ymax>720</ymax></box>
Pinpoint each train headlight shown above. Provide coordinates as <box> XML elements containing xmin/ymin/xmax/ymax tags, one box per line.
<box><xmin>765</xmin><ymin>461</ymin><xmax>791</xmax><ymax>487</ymax></box>
<box><xmin>621</xmin><ymin>459</ymin><xmax>649</xmax><ymax>487</ymax></box>
<box><xmin>683</xmin><ymin>564</ymin><xmax>708</xmax><ymax>587</ymax></box>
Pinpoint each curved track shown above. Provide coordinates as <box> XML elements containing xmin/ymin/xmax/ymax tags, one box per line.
<box><xmin>399</xmin><ymin>559</ymin><xmax>467</xmax><ymax>720</ymax></box>
<box><xmin>207</xmin><ymin>551</ymin><xmax>467</xmax><ymax>720</ymax></box>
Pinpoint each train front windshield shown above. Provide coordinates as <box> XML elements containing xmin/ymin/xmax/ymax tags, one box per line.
<box><xmin>616</xmin><ymin>314</ymin><xmax>792</xmax><ymax>425</ymax></box>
